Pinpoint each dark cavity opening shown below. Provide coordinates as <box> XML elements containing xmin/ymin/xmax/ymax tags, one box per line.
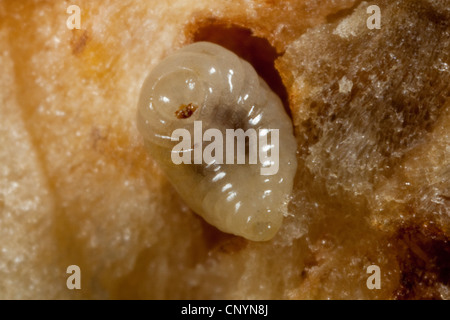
<box><xmin>188</xmin><ymin>21</ymin><xmax>291</xmax><ymax>117</ymax></box>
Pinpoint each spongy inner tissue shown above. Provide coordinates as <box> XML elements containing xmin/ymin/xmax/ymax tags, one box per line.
<box><xmin>137</xmin><ymin>42</ymin><xmax>297</xmax><ymax>241</ymax></box>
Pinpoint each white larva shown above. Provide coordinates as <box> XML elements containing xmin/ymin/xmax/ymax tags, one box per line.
<box><xmin>137</xmin><ymin>42</ymin><xmax>297</xmax><ymax>241</ymax></box>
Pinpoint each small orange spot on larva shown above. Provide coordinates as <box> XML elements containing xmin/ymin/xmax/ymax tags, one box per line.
<box><xmin>175</xmin><ymin>103</ymin><xmax>198</xmax><ymax>119</ymax></box>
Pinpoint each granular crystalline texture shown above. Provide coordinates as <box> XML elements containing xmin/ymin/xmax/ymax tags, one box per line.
<box><xmin>278</xmin><ymin>0</ymin><xmax>449</xmax><ymax>231</ymax></box>
<box><xmin>277</xmin><ymin>0</ymin><xmax>449</xmax><ymax>298</ymax></box>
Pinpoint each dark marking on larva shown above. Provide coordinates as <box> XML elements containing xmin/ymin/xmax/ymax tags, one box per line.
<box><xmin>175</xmin><ymin>103</ymin><xmax>198</xmax><ymax>119</ymax></box>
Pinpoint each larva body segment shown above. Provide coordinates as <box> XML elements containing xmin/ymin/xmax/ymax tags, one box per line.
<box><xmin>137</xmin><ymin>42</ymin><xmax>297</xmax><ymax>241</ymax></box>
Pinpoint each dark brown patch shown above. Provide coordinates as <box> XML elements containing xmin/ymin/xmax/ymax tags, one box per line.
<box><xmin>200</xmin><ymin>219</ymin><xmax>248</xmax><ymax>255</ymax></box>
<box><xmin>175</xmin><ymin>103</ymin><xmax>198</xmax><ymax>119</ymax></box>
<box><xmin>71</xmin><ymin>29</ymin><xmax>89</xmax><ymax>55</ymax></box>
<box><xmin>90</xmin><ymin>127</ymin><xmax>108</xmax><ymax>150</ymax></box>
<box><xmin>393</xmin><ymin>225</ymin><xmax>450</xmax><ymax>299</ymax></box>
<box><xmin>216</xmin><ymin>237</ymin><xmax>248</xmax><ymax>255</ymax></box>
<box><xmin>300</xmin><ymin>252</ymin><xmax>319</xmax><ymax>279</ymax></box>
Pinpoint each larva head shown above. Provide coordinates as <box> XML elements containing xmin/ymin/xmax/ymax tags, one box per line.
<box><xmin>137</xmin><ymin>42</ymin><xmax>257</xmax><ymax>145</ymax></box>
<box><xmin>137</xmin><ymin>42</ymin><xmax>297</xmax><ymax>241</ymax></box>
